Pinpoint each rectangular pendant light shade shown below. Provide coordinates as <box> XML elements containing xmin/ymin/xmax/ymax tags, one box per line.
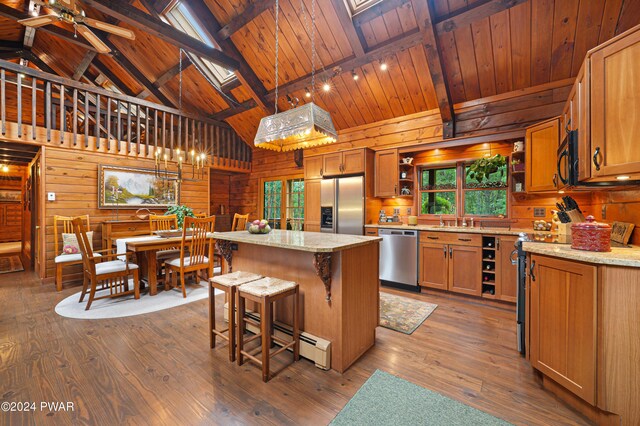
<box><xmin>254</xmin><ymin>102</ymin><xmax>338</xmax><ymax>152</ymax></box>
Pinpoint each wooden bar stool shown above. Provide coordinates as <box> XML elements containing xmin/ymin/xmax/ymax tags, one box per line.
<box><xmin>209</xmin><ymin>271</ymin><xmax>263</xmax><ymax>362</ymax></box>
<box><xmin>236</xmin><ymin>277</ymin><xmax>300</xmax><ymax>382</ymax></box>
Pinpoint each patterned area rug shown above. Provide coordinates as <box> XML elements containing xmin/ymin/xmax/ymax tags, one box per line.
<box><xmin>330</xmin><ymin>370</ymin><xmax>511</xmax><ymax>425</ymax></box>
<box><xmin>0</xmin><ymin>255</ymin><xmax>24</xmax><ymax>274</ymax></box>
<box><xmin>380</xmin><ymin>291</ymin><xmax>437</xmax><ymax>334</ymax></box>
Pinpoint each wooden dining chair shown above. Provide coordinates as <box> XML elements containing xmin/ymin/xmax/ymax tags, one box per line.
<box><xmin>72</xmin><ymin>217</ymin><xmax>140</xmax><ymax>310</ymax></box>
<box><xmin>194</xmin><ymin>213</ymin><xmax>207</xmax><ymax>218</ymax></box>
<box><xmin>149</xmin><ymin>214</ymin><xmax>178</xmax><ymax>233</ymax></box>
<box><xmin>54</xmin><ymin>214</ymin><xmax>93</xmax><ymax>291</ymax></box>
<box><xmin>165</xmin><ymin>216</ymin><xmax>216</xmax><ymax>298</ymax></box>
<box><xmin>232</xmin><ymin>213</ymin><xmax>250</xmax><ymax>231</ymax></box>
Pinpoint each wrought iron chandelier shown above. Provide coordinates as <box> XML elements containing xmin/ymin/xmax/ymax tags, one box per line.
<box><xmin>254</xmin><ymin>0</ymin><xmax>338</xmax><ymax>152</ymax></box>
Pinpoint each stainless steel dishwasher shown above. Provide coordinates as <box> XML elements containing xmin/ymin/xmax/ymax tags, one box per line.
<box><xmin>378</xmin><ymin>228</ymin><xmax>419</xmax><ymax>291</ymax></box>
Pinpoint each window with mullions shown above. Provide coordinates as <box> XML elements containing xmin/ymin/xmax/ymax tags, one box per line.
<box><xmin>419</xmin><ymin>167</ymin><xmax>457</xmax><ymax>215</ymax></box>
<box><xmin>463</xmin><ymin>163</ymin><xmax>508</xmax><ymax>216</ymax></box>
<box><xmin>261</xmin><ymin>177</ymin><xmax>305</xmax><ymax>230</ymax></box>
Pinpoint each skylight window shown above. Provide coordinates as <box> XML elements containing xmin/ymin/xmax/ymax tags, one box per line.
<box><xmin>348</xmin><ymin>0</ymin><xmax>384</xmax><ymax>15</ymax></box>
<box><xmin>165</xmin><ymin>2</ymin><xmax>235</xmax><ymax>86</ymax></box>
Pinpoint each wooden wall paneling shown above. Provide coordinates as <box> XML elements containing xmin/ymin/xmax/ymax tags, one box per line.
<box><xmin>471</xmin><ymin>18</ymin><xmax>497</xmax><ymax>97</ymax></box>
<box><xmin>549</xmin><ymin>0</ymin><xmax>580</xmax><ymax>81</ymax></box>
<box><xmin>571</xmin><ymin>0</ymin><xmax>606</xmax><ymax>76</ymax></box>
<box><xmin>437</xmin><ymin>25</ymin><xmax>466</xmax><ymax>103</ymax></box>
<box><xmin>361</xmin><ymin>63</ymin><xmax>394</xmax><ymax>119</ymax></box>
<box><xmin>509</xmin><ymin>1</ymin><xmax>531</xmax><ymax>90</ymax></box>
<box><xmin>530</xmin><ymin>0</ymin><xmax>554</xmax><ymax>86</ymax></box>
<box><xmin>490</xmin><ymin>10</ymin><xmax>513</xmax><ymax>95</ymax></box>
<box><xmin>614</xmin><ymin>0</ymin><xmax>640</xmax><ymax>35</ymax></box>
<box><xmin>349</xmin><ymin>66</ymin><xmax>385</xmax><ymax>122</ymax></box>
<box><xmin>396</xmin><ymin>49</ymin><xmax>428</xmax><ymax>113</ymax></box>
<box><xmin>338</xmin><ymin>72</ymin><xmax>374</xmax><ymax>124</ymax></box>
<box><xmin>453</xmin><ymin>25</ymin><xmax>481</xmax><ymax>101</ymax></box>
<box><xmin>407</xmin><ymin>45</ymin><xmax>438</xmax><ymax>110</ymax></box>
<box><xmin>598</xmin><ymin>0</ymin><xmax>624</xmax><ymax>44</ymax></box>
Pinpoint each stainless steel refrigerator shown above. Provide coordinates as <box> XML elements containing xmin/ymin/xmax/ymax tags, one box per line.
<box><xmin>319</xmin><ymin>176</ymin><xmax>364</xmax><ymax>235</ymax></box>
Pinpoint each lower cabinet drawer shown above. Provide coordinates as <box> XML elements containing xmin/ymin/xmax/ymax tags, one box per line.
<box><xmin>420</xmin><ymin>231</ymin><xmax>481</xmax><ymax>246</ymax></box>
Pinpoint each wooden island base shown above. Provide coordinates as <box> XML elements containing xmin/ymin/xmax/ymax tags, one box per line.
<box><xmin>225</xmin><ymin>240</ymin><xmax>379</xmax><ymax>373</ymax></box>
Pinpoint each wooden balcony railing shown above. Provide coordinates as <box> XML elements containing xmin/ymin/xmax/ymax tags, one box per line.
<box><xmin>0</xmin><ymin>59</ymin><xmax>251</xmax><ymax>172</ymax></box>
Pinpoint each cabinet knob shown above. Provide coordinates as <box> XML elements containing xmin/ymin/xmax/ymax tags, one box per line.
<box><xmin>394</xmin><ymin>184</ymin><xmax>397</xmax><ymax>194</ymax></box>
<box><xmin>427</xmin><ymin>236</ymin><xmax>439</xmax><ymax>240</ymax></box>
<box><xmin>496</xmin><ymin>238</ymin><xmax>500</xmax><ymax>250</ymax></box>
<box><xmin>449</xmin><ymin>247</ymin><xmax>452</xmax><ymax>258</ymax></box>
<box><xmin>443</xmin><ymin>246</ymin><xmax>447</xmax><ymax>258</ymax></box>
<box><xmin>552</xmin><ymin>173</ymin><xmax>558</xmax><ymax>188</ymax></box>
<box><xmin>320</xmin><ymin>168</ymin><xmax>323</xmax><ymax>177</ymax></box>
<box><xmin>530</xmin><ymin>260</ymin><xmax>536</xmax><ymax>282</ymax></box>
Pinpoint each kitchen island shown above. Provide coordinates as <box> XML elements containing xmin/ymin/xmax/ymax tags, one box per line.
<box><xmin>213</xmin><ymin>229</ymin><xmax>381</xmax><ymax>373</ymax></box>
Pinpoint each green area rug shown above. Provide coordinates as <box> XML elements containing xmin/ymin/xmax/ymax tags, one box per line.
<box><xmin>330</xmin><ymin>370</ymin><xmax>511</xmax><ymax>426</ymax></box>
<box><xmin>379</xmin><ymin>292</ymin><xmax>437</xmax><ymax>334</ymax></box>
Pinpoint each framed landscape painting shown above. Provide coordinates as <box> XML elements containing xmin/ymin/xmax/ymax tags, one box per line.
<box><xmin>98</xmin><ymin>165</ymin><xmax>180</xmax><ymax>209</ymax></box>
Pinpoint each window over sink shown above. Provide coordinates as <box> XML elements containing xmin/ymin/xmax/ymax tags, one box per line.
<box><xmin>418</xmin><ymin>162</ymin><xmax>508</xmax><ymax>218</ymax></box>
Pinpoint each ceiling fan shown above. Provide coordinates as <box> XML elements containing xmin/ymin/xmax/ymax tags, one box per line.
<box><xmin>18</xmin><ymin>0</ymin><xmax>135</xmax><ymax>54</ymax></box>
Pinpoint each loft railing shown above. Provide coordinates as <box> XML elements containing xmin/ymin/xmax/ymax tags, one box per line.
<box><xmin>0</xmin><ymin>59</ymin><xmax>251</xmax><ymax>172</ymax></box>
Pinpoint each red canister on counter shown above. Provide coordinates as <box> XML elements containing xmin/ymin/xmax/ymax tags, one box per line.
<box><xmin>571</xmin><ymin>215</ymin><xmax>612</xmax><ymax>252</ymax></box>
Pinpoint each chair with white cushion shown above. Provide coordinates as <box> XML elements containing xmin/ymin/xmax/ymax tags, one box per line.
<box><xmin>72</xmin><ymin>217</ymin><xmax>140</xmax><ymax>310</ymax></box>
<box><xmin>54</xmin><ymin>215</ymin><xmax>100</xmax><ymax>291</ymax></box>
<box><xmin>165</xmin><ymin>216</ymin><xmax>215</xmax><ymax>298</ymax></box>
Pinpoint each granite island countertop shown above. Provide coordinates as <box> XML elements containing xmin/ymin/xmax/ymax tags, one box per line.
<box><xmin>365</xmin><ymin>223</ymin><xmax>538</xmax><ymax>236</ymax></box>
<box><xmin>523</xmin><ymin>242</ymin><xmax>640</xmax><ymax>268</ymax></box>
<box><xmin>213</xmin><ymin>229</ymin><xmax>382</xmax><ymax>253</ymax></box>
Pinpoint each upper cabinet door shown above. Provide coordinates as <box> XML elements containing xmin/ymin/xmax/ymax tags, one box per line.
<box><xmin>590</xmin><ymin>29</ymin><xmax>640</xmax><ymax>180</ymax></box>
<box><xmin>342</xmin><ymin>150</ymin><xmax>365</xmax><ymax>174</ymax></box>
<box><xmin>304</xmin><ymin>156</ymin><xmax>323</xmax><ymax>180</ymax></box>
<box><xmin>525</xmin><ymin>118</ymin><xmax>560</xmax><ymax>192</ymax></box>
<box><xmin>374</xmin><ymin>149</ymin><xmax>398</xmax><ymax>197</ymax></box>
<box><xmin>322</xmin><ymin>153</ymin><xmax>343</xmax><ymax>176</ymax></box>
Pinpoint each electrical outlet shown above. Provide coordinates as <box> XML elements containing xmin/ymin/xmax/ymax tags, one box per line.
<box><xmin>47</xmin><ymin>192</ymin><xmax>56</xmax><ymax>201</ymax></box>
<box><xmin>393</xmin><ymin>208</ymin><xmax>400</xmax><ymax>215</ymax></box>
<box><xmin>533</xmin><ymin>208</ymin><xmax>546</xmax><ymax>217</ymax></box>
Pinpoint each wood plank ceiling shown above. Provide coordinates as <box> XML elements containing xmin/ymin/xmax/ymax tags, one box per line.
<box><xmin>0</xmin><ymin>0</ymin><xmax>639</xmax><ymax>144</ymax></box>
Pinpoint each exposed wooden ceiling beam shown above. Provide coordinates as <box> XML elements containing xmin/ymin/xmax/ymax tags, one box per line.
<box><xmin>21</xmin><ymin>51</ymin><xmax>57</xmax><ymax>75</ymax></box>
<box><xmin>73</xmin><ymin>51</ymin><xmax>98</xmax><ymax>81</ymax></box>
<box><xmin>435</xmin><ymin>0</ymin><xmax>527</xmax><ymax>34</ymax></box>
<box><xmin>97</xmin><ymin>37</ymin><xmax>176</xmax><ymax>107</ymax></box>
<box><xmin>81</xmin><ymin>0</ymin><xmax>239</xmax><ymax>70</ymax></box>
<box><xmin>0</xmin><ymin>50</ymin><xmax>22</xmax><ymax>61</ymax></box>
<box><xmin>264</xmin><ymin>29</ymin><xmax>424</xmax><ymax>102</ymax></box>
<box><xmin>330</xmin><ymin>0</ymin><xmax>365</xmax><ymax>57</ymax></box>
<box><xmin>216</xmin><ymin>0</ymin><xmax>275</xmax><ymax>41</ymax></box>
<box><xmin>91</xmin><ymin>58</ymin><xmax>136</xmax><ymax>96</ymax></box>
<box><xmin>135</xmin><ymin>60</ymin><xmax>192</xmax><ymax>99</ymax></box>
<box><xmin>352</xmin><ymin>0</ymin><xmax>410</xmax><ymax>27</ymax></box>
<box><xmin>0</xmin><ymin>3</ymin><xmax>97</xmax><ymax>51</ymax></box>
<box><xmin>413</xmin><ymin>1</ymin><xmax>454</xmax><ymax>138</ymax></box>
<box><xmin>212</xmin><ymin>29</ymin><xmax>426</xmax><ymax>119</ymax></box>
<box><xmin>136</xmin><ymin>0</ymin><xmax>163</xmax><ymax>19</ymax></box>
<box><xmin>190</xmin><ymin>0</ymin><xmax>273</xmax><ymax>114</ymax></box>
<box><xmin>212</xmin><ymin>99</ymin><xmax>257</xmax><ymax>121</ymax></box>
<box><xmin>0</xmin><ymin>40</ymin><xmax>23</xmax><ymax>51</ymax></box>
<box><xmin>220</xmin><ymin>78</ymin><xmax>242</xmax><ymax>94</ymax></box>
<box><xmin>23</xmin><ymin>1</ymin><xmax>37</xmax><ymax>48</ymax></box>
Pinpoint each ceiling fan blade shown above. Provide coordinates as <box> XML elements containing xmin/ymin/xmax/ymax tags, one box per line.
<box><xmin>83</xmin><ymin>17</ymin><xmax>135</xmax><ymax>40</ymax></box>
<box><xmin>17</xmin><ymin>15</ymin><xmax>58</xmax><ymax>28</ymax></box>
<box><xmin>76</xmin><ymin>24</ymin><xmax>111</xmax><ymax>54</ymax></box>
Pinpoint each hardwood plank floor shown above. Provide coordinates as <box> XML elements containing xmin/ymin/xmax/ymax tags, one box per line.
<box><xmin>0</xmin><ymin>271</ymin><xmax>590</xmax><ymax>425</ymax></box>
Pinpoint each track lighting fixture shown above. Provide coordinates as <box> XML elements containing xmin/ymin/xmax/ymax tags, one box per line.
<box><xmin>352</xmin><ymin>71</ymin><xmax>359</xmax><ymax>80</ymax></box>
<box><xmin>322</xmin><ymin>82</ymin><xmax>331</xmax><ymax>92</ymax></box>
<box><xmin>304</xmin><ymin>88</ymin><xmax>311</xmax><ymax>98</ymax></box>
<box><xmin>380</xmin><ymin>61</ymin><xmax>388</xmax><ymax>71</ymax></box>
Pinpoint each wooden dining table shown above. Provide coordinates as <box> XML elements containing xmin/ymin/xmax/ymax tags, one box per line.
<box><xmin>121</xmin><ymin>234</ymin><xmax>215</xmax><ymax>295</ymax></box>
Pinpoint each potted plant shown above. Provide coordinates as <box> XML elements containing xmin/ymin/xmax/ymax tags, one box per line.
<box><xmin>165</xmin><ymin>205</ymin><xmax>195</xmax><ymax>228</ymax></box>
<box><xmin>466</xmin><ymin>154</ymin><xmax>507</xmax><ymax>183</ymax></box>
<box><xmin>511</xmin><ymin>158</ymin><xmax>525</xmax><ymax>172</ymax></box>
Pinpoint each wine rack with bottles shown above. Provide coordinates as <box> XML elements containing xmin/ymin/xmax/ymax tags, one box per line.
<box><xmin>481</xmin><ymin>236</ymin><xmax>497</xmax><ymax>298</ymax></box>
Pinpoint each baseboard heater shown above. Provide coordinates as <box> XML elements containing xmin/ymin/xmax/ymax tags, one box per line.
<box><xmin>224</xmin><ymin>304</ymin><xmax>331</xmax><ymax>370</ymax></box>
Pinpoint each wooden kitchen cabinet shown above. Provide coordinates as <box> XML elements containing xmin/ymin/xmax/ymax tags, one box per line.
<box><xmin>419</xmin><ymin>242</ymin><xmax>448</xmax><ymax>291</ymax></box>
<box><xmin>375</xmin><ymin>149</ymin><xmax>398</xmax><ymax>197</ymax></box>
<box><xmin>304</xmin><ymin>156</ymin><xmax>323</xmax><ymax>180</ymax></box>
<box><xmin>448</xmin><ymin>245</ymin><xmax>482</xmax><ymax>296</ymax></box>
<box><xmin>419</xmin><ymin>234</ymin><xmax>481</xmax><ymax>295</ymax></box>
<box><xmin>525</xmin><ymin>118</ymin><xmax>560</xmax><ymax>192</ymax></box>
<box><xmin>495</xmin><ymin>236</ymin><xmax>518</xmax><ymax>302</ymax></box>
<box><xmin>590</xmin><ymin>27</ymin><xmax>640</xmax><ymax>181</ymax></box>
<box><xmin>529</xmin><ymin>254</ymin><xmax>597</xmax><ymax>405</ymax></box>
<box><xmin>322</xmin><ymin>153</ymin><xmax>343</xmax><ymax>176</ymax></box>
<box><xmin>304</xmin><ymin>178</ymin><xmax>321</xmax><ymax>232</ymax></box>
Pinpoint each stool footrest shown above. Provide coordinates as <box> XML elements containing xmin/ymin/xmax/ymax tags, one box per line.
<box><xmin>243</xmin><ymin>317</ymin><xmax>261</xmax><ymax>328</ymax></box>
<box><xmin>240</xmin><ymin>351</ymin><xmax>263</xmax><ymax>366</ymax></box>
<box><xmin>269</xmin><ymin>342</ymin><xmax>295</xmax><ymax>358</ymax></box>
<box><xmin>242</xmin><ymin>333</ymin><xmax>262</xmax><ymax>345</ymax></box>
<box><xmin>211</xmin><ymin>328</ymin><xmax>230</xmax><ymax>341</ymax></box>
